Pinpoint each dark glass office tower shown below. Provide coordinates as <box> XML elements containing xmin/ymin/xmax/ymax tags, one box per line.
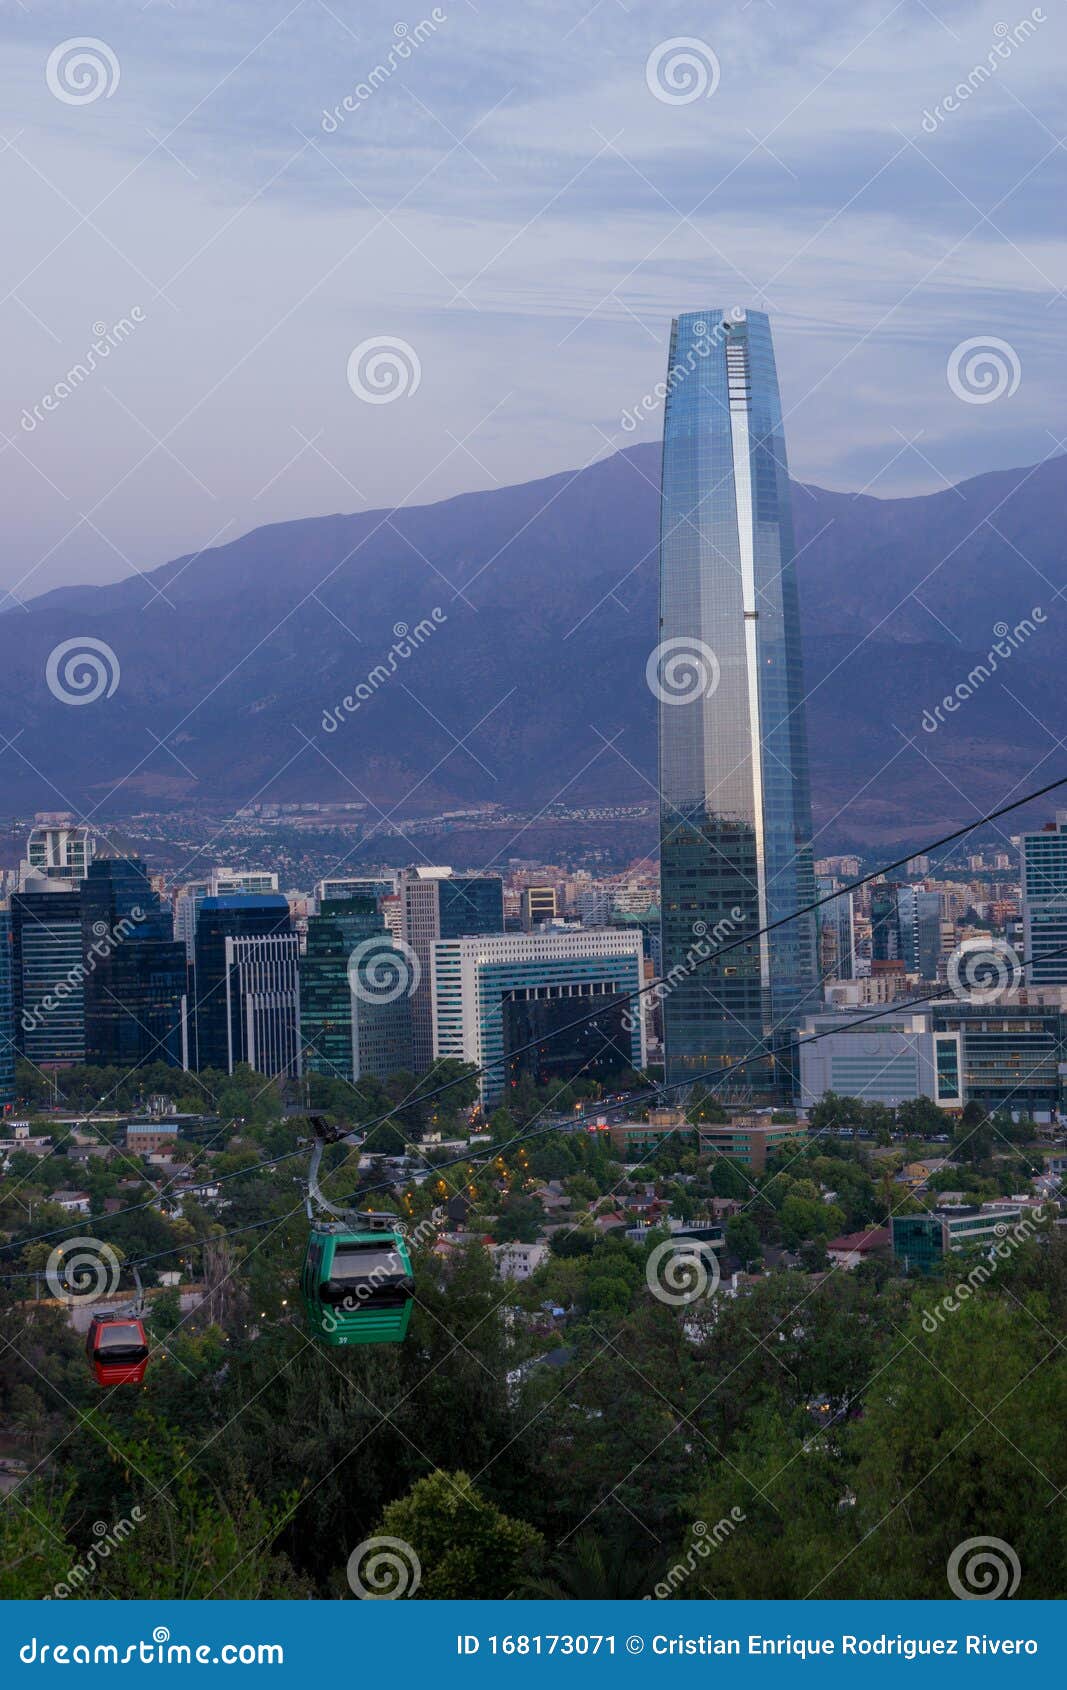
<box><xmin>81</xmin><ymin>858</ymin><xmax>187</xmax><ymax>1069</ymax></box>
<box><xmin>301</xmin><ymin>898</ymin><xmax>413</xmax><ymax>1083</ymax></box>
<box><xmin>0</xmin><ymin>910</ymin><xmax>15</xmax><ymax>1107</ymax></box>
<box><xmin>657</xmin><ymin>308</ymin><xmax>817</xmax><ymax>1096</ymax></box>
<box><xmin>193</xmin><ymin>894</ymin><xmax>293</xmax><ymax>1072</ymax></box>
<box><xmin>10</xmin><ymin>880</ymin><xmax>85</xmax><ymax>1065</ymax></box>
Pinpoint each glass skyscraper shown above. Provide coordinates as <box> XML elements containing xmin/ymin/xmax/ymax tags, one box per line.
<box><xmin>656</xmin><ymin>307</ymin><xmax>817</xmax><ymax>1095</ymax></box>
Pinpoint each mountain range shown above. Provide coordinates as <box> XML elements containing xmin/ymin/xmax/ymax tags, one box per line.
<box><xmin>1</xmin><ymin>441</ymin><xmax>1063</xmax><ymax>851</ymax></box>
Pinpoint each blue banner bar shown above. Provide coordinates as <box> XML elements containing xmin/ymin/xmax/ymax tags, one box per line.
<box><xmin>2</xmin><ymin>1601</ymin><xmax>1063</xmax><ymax>1685</ymax></box>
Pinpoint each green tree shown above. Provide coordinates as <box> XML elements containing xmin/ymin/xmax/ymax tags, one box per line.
<box><xmin>372</xmin><ymin>1470</ymin><xmax>543</xmax><ymax>1598</ymax></box>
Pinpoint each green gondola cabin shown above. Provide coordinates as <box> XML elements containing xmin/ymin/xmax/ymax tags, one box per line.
<box><xmin>301</xmin><ymin>1216</ymin><xmax>415</xmax><ymax>1346</ymax></box>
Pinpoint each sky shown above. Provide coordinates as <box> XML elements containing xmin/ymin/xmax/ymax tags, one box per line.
<box><xmin>1</xmin><ymin>0</ymin><xmax>1064</xmax><ymax>597</ymax></box>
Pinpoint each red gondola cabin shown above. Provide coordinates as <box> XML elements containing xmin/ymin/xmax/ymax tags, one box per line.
<box><xmin>85</xmin><ymin>1314</ymin><xmax>150</xmax><ymax>1386</ymax></box>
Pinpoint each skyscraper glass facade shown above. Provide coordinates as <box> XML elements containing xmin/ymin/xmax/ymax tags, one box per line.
<box><xmin>81</xmin><ymin>858</ymin><xmax>187</xmax><ymax>1070</ymax></box>
<box><xmin>657</xmin><ymin>308</ymin><xmax>817</xmax><ymax>1094</ymax></box>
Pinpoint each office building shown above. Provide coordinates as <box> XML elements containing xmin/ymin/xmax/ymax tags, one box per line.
<box><xmin>930</xmin><ymin>999</ymin><xmax>1066</xmax><ymax>1118</ymax></box>
<box><xmin>10</xmin><ymin>876</ymin><xmax>85</xmax><ymax>1065</ymax></box>
<box><xmin>193</xmin><ymin>894</ymin><xmax>293</xmax><ymax>1072</ymax></box>
<box><xmin>816</xmin><ymin>876</ymin><xmax>856</xmax><ymax>982</ymax></box>
<box><xmin>657</xmin><ymin>308</ymin><xmax>817</xmax><ymax>1096</ymax></box>
<box><xmin>431</xmin><ymin>929</ymin><xmax>645</xmax><ymax>1104</ymax></box>
<box><xmin>23</xmin><ymin>819</ymin><xmax>96</xmax><ymax>883</ymax></box>
<box><xmin>81</xmin><ymin>857</ymin><xmax>187</xmax><ymax>1070</ymax></box>
<box><xmin>398</xmin><ymin>868</ymin><xmax>505</xmax><ymax>1070</ymax></box>
<box><xmin>315</xmin><ymin>875</ymin><xmax>395</xmax><ymax>906</ymax></box>
<box><xmin>520</xmin><ymin>886</ymin><xmax>557</xmax><ymax>931</ymax></box>
<box><xmin>174</xmin><ymin>869</ymin><xmax>280</xmax><ymax>961</ymax></box>
<box><xmin>892</xmin><ymin>1203</ymin><xmax>1028</xmax><ymax>1274</ymax></box>
<box><xmin>697</xmin><ymin>1117</ymin><xmax>805</xmax><ymax>1172</ymax></box>
<box><xmin>301</xmin><ymin>898</ymin><xmax>413</xmax><ymax>1083</ymax></box>
<box><xmin>0</xmin><ymin>909</ymin><xmax>15</xmax><ymax>1108</ymax></box>
<box><xmin>797</xmin><ymin>1008</ymin><xmax>960</xmax><ymax>1110</ymax></box>
<box><xmin>1021</xmin><ymin>813</ymin><xmax>1067</xmax><ymax>984</ymax></box>
<box><xmin>223</xmin><ymin>933</ymin><xmax>302</xmax><ymax>1078</ymax></box>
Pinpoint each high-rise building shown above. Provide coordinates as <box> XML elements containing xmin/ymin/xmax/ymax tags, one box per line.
<box><xmin>657</xmin><ymin>307</ymin><xmax>817</xmax><ymax>1095</ymax></box>
<box><xmin>431</xmin><ymin>929</ymin><xmax>645</xmax><ymax>1105</ymax></box>
<box><xmin>223</xmin><ymin>934</ymin><xmax>302</xmax><ymax>1078</ymax></box>
<box><xmin>81</xmin><ymin>857</ymin><xmax>187</xmax><ymax>1070</ymax></box>
<box><xmin>301</xmin><ymin>898</ymin><xmax>413</xmax><ymax>1084</ymax></box>
<box><xmin>520</xmin><ymin>886</ymin><xmax>557</xmax><ymax>930</ymax></box>
<box><xmin>23</xmin><ymin>818</ymin><xmax>96</xmax><ymax>883</ymax></box>
<box><xmin>10</xmin><ymin>876</ymin><xmax>85</xmax><ymax>1066</ymax></box>
<box><xmin>1021</xmin><ymin>814</ymin><xmax>1067</xmax><ymax>984</ymax></box>
<box><xmin>817</xmin><ymin>876</ymin><xmax>856</xmax><ymax>982</ymax></box>
<box><xmin>192</xmin><ymin>894</ymin><xmax>293</xmax><ymax>1072</ymax></box>
<box><xmin>315</xmin><ymin>875</ymin><xmax>396</xmax><ymax>905</ymax></box>
<box><xmin>174</xmin><ymin>869</ymin><xmax>280</xmax><ymax>961</ymax></box>
<box><xmin>398</xmin><ymin>869</ymin><xmax>505</xmax><ymax>1070</ymax></box>
<box><xmin>0</xmin><ymin>908</ymin><xmax>15</xmax><ymax>1108</ymax></box>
